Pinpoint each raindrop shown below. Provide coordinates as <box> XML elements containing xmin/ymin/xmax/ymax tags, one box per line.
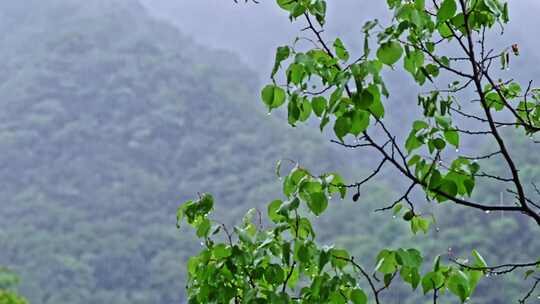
<box><xmin>392</xmin><ymin>215</ymin><xmax>397</xmax><ymax>219</ymax></box>
<box><xmin>267</xmin><ymin>112</ymin><xmax>272</xmax><ymax>116</ymax></box>
<box><xmin>200</xmin><ymin>242</ymin><xmax>205</xmax><ymax>247</ymax></box>
<box><xmin>485</xmin><ymin>210</ymin><xmax>491</xmax><ymax>214</ymax></box>
<box><xmin>455</xmin><ymin>148</ymin><xmax>460</xmax><ymax>153</ymax></box>
<box><xmin>435</xmin><ymin>227</ymin><xmax>440</xmax><ymax>232</ymax></box>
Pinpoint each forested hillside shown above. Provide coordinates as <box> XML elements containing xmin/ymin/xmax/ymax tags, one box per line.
<box><xmin>0</xmin><ymin>1</ymin><xmax>349</xmax><ymax>303</ymax></box>
<box><xmin>0</xmin><ymin>1</ymin><xmax>538</xmax><ymax>303</ymax></box>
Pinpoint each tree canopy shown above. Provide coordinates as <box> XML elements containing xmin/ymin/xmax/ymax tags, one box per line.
<box><xmin>180</xmin><ymin>0</ymin><xmax>540</xmax><ymax>303</ymax></box>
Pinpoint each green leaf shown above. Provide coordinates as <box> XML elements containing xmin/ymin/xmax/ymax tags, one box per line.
<box><xmin>387</xmin><ymin>0</ymin><xmax>401</xmax><ymax>9</ymax></box>
<box><xmin>296</xmin><ymin>218</ymin><xmax>315</xmax><ymax>239</ymax></box>
<box><xmin>298</xmin><ymin>97</ymin><xmax>312</xmax><ymax>121</ymax></box>
<box><xmin>404</xmin><ymin>49</ymin><xmax>425</xmax><ymax>76</ymax></box>
<box><xmin>432</xmin><ymin>138</ymin><xmax>446</xmax><ymax>150</ymax></box>
<box><xmin>377</xmin><ymin>41</ymin><xmax>403</xmax><ymax>65</ymax></box>
<box><xmin>405</xmin><ymin>131</ymin><xmax>423</xmax><ymax>153</ymax></box>
<box><xmin>330</xmin><ymin>248</ymin><xmax>350</xmax><ymax>269</ymax></box>
<box><xmin>277</xmin><ymin>0</ymin><xmax>296</xmax><ymax>10</ymax></box>
<box><xmin>444</xmin><ymin>130</ymin><xmax>460</xmax><ymax>147</ymax></box>
<box><xmin>333</xmin><ymin>38</ymin><xmax>349</xmax><ymax>61</ymax></box>
<box><xmin>187</xmin><ymin>256</ymin><xmax>199</xmax><ymax>275</ymax></box>
<box><xmin>265</xmin><ymin>264</ymin><xmax>285</xmax><ymax>284</ymax></box>
<box><xmin>437</xmin><ymin>0</ymin><xmax>457</xmax><ymax>23</ymax></box>
<box><xmin>353</xmin><ymin>90</ymin><xmax>374</xmax><ymax>110</ymax></box>
<box><xmin>312</xmin><ymin>96</ymin><xmax>327</xmax><ymax>117</ymax></box>
<box><xmin>402</xmin><ymin>267</ymin><xmax>422</xmax><ymax>290</ymax></box>
<box><xmin>261</xmin><ymin>85</ymin><xmax>286</xmax><ymax>110</ymax></box>
<box><xmin>268</xmin><ymin>200</ymin><xmax>285</xmax><ymax>223</ymax></box>
<box><xmin>295</xmin><ymin>242</ymin><xmax>312</xmax><ymax>263</ymax></box>
<box><xmin>334</xmin><ymin>116</ymin><xmax>351</xmax><ymax>140</ymax></box>
<box><xmin>287</xmin><ymin>63</ymin><xmax>305</xmax><ymax>85</ymax></box>
<box><xmin>438</xmin><ymin>22</ymin><xmax>453</xmax><ymax>37</ymax></box>
<box><xmin>196</xmin><ymin>217</ymin><xmax>211</xmax><ymax>238</ymax></box>
<box><xmin>471</xmin><ymin>250</ymin><xmax>488</xmax><ymax>268</ymax></box>
<box><xmin>212</xmin><ymin>244</ymin><xmax>232</xmax><ymax>259</ymax></box>
<box><xmin>448</xmin><ymin>270</ymin><xmax>471</xmax><ymax>302</ymax></box>
<box><xmin>329</xmin><ymin>292</ymin><xmax>346</xmax><ymax>304</ymax></box>
<box><xmin>349</xmin><ymin>288</ymin><xmax>368</xmax><ymax>304</ymax></box>
<box><xmin>350</xmin><ymin>110</ymin><xmax>370</xmax><ymax>136</ymax></box>
<box><xmin>438</xmin><ymin>179</ymin><xmax>458</xmax><ymax>199</ymax></box>
<box><xmin>308</xmin><ymin>192</ymin><xmax>328</xmax><ymax>216</ymax></box>
<box><xmin>327</xmin><ymin>173</ymin><xmax>347</xmax><ymax>199</ymax></box>
<box><xmin>375</xmin><ymin>250</ymin><xmax>398</xmax><ymax>274</ymax></box>
<box><xmin>422</xmin><ymin>271</ymin><xmax>444</xmax><ymax>294</ymax></box>
<box><xmin>411</xmin><ymin>216</ymin><xmax>430</xmax><ymax>234</ymax></box>
<box><xmin>369</xmin><ymin>97</ymin><xmax>385</xmax><ymax>119</ymax></box>
<box><xmin>182</xmin><ymin>194</ymin><xmax>214</xmax><ymax>226</ymax></box>
<box><xmin>272</xmin><ymin>46</ymin><xmax>290</xmax><ymax>77</ymax></box>
<box><xmin>413</xmin><ymin>120</ymin><xmax>429</xmax><ymax>131</ymax></box>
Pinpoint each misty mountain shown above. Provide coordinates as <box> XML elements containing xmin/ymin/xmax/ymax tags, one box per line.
<box><xmin>0</xmin><ymin>1</ymin><xmax>348</xmax><ymax>303</ymax></box>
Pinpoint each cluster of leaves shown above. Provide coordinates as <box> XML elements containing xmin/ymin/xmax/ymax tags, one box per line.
<box><xmin>179</xmin><ymin>165</ymin><xmax>494</xmax><ymax>303</ymax></box>
<box><xmin>183</xmin><ymin>0</ymin><xmax>540</xmax><ymax>302</ymax></box>
<box><xmin>0</xmin><ymin>268</ymin><xmax>28</xmax><ymax>304</ymax></box>
<box><xmin>263</xmin><ymin>0</ymin><xmax>515</xmax><ymax>208</ymax></box>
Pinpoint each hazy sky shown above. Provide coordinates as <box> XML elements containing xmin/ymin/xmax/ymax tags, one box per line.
<box><xmin>141</xmin><ymin>0</ymin><xmax>539</xmax><ymax>79</ymax></box>
<box><xmin>141</xmin><ymin>0</ymin><xmax>388</xmax><ymax>70</ymax></box>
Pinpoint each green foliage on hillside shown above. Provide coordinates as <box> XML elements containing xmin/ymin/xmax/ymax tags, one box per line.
<box><xmin>0</xmin><ymin>1</ymin><xmax>347</xmax><ymax>303</ymax></box>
